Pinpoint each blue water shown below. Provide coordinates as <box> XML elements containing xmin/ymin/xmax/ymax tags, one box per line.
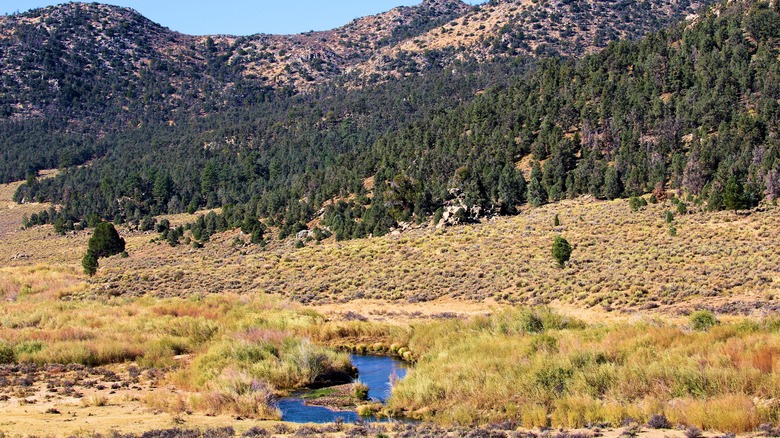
<box><xmin>278</xmin><ymin>354</ymin><xmax>408</xmax><ymax>423</ymax></box>
<box><xmin>353</xmin><ymin>354</ymin><xmax>407</xmax><ymax>403</ymax></box>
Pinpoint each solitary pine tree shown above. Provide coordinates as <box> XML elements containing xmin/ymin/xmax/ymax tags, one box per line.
<box><xmin>552</xmin><ymin>236</ymin><xmax>573</xmax><ymax>268</ymax></box>
<box><xmin>88</xmin><ymin>222</ymin><xmax>126</xmax><ymax>259</ymax></box>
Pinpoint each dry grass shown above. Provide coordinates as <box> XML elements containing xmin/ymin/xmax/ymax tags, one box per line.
<box><xmin>4</xmin><ymin>172</ymin><xmax>777</xmax><ymax>316</ymax></box>
<box><xmin>3</xmin><ymin>176</ymin><xmax>780</xmax><ymax>434</ymax></box>
<box><xmin>381</xmin><ymin>310</ymin><xmax>780</xmax><ymax>432</ymax></box>
<box><xmin>83</xmin><ymin>196</ymin><xmax>780</xmax><ymax>317</ymax></box>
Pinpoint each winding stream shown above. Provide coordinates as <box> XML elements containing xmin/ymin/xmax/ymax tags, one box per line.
<box><xmin>277</xmin><ymin>354</ymin><xmax>408</xmax><ymax>423</ymax></box>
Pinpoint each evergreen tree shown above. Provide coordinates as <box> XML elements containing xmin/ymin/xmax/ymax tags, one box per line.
<box><xmin>552</xmin><ymin>236</ymin><xmax>573</xmax><ymax>268</ymax></box>
<box><xmin>87</xmin><ymin>222</ymin><xmax>126</xmax><ymax>259</ymax></box>
<box><xmin>497</xmin><ymin>164</ymin><xmax>527</xmax><ymax>213</ymax></box>
<box><xmin>153</xmin><ymin>172</ymin><xmax>173</xmax><ymax>207</ymax></box>
<box><xmin>604</xmin><ymin>167</ymin><xmax>623</xmax><ymax>200</ymax></box>
<box><xmin>723</xmin><ymin>176</ymin><xmax>745</xmax><ymax>211</ymax></box>
<box><xmin>82</xmin><ymin>250</ymin><xmax>98</xmax><ymax>276</ymax></box>
<box><xmin>528</xmin><ymin>162</ymin><xmax>548</xmax><ymax>207</ymax></box>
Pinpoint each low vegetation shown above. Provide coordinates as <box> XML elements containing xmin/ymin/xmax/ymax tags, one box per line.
<box><xmin>86</xmin><ymin>196</ymin><xmax>780</xmax><ymax>317</ymax></box>
<box><xmin>306</xmin><ymin>308</ymin><xmax>780</xmax><ymax>433</ymax></box>
<box><xmin>3</xmin><ymin>175</ymin><xmax>780</xmax><ymax>435</ymax></box>
<box><xmin>0</xmin><ymin>293</ymin><xmax>352</xmax><ymax>421</ymax></box>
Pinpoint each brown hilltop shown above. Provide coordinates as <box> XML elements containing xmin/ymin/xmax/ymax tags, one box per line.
<box><xmin>0</xmin><ymin>0</ymin><xmax>716</xmax><ymax>120</ymax></box>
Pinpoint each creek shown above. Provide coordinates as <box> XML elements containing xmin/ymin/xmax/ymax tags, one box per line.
<box><xmin>277</xmin><ymin>354</ymin><xmax>407</xmax><ymax>423</ymax></box>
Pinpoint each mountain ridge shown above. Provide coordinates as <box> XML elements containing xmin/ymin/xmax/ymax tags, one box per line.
<box><xmin>0</xmin><ymin>0</ymin><xmax>718</xmax><ymax>122</ymax></box>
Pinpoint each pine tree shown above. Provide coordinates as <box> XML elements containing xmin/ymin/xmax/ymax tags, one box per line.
<box><xmin>82</xmin><ymin>250</ymin><xmax>98</xmax><ymax>277</ymax></box>
<box><xmin>604</xmin><ymin>167</ymin><xmax>623</xmax><ymax>200</ymax></box>
<box><xmin>497</xmin><ymin>164</ymin><xmax>527</xmax><ymax>213</ymax></box>
<box><xmin>723</xmin><ymin>176</ymin><xmax>745</xmax><ymax>211</ymax></box>
<box><xmin>153</xmin><ymin>172</ymin><xmax>173</xmax><ymax>207</ymax></box>
<box><xmin>528</xmin><ymin>162</ymin><xmax>548</xmax><ymax>207</ymax></box>
<box><xmin>88</xmin><ymin>222</ymin><xmax>126</xmax><ymax>259</ymax></box>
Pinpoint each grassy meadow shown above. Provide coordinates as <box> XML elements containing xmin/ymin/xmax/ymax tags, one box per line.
<box><xmin>0</xmin><ymin>294</ymin><xmax>352</xmax><ymax>418</ymax></box>
<box><xmin>2</xmin><ymin>176</ymin><xmax>780</xmax><ymax>435</ymax></box>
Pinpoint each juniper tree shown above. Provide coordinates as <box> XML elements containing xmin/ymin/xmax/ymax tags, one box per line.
<box><xmin>82</xmin><ymin>250</ymin><xmax>98</xmax><ymax>277</ymax></box>
<box><xmin>552</xmin><ymin>236</ymin><xmax>573</xmax><ymax>268</ymax></box>
<box><xmin>87</xmin><ymin>222</ymin><xmax>125</xmax><ymax>259</ymax></box>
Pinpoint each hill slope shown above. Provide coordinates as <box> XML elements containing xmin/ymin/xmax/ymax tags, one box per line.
<box><xmin>0</xmin><ymin>0</ymin><xmax>472</xmax><ymax>122</ymax></box>
<box><xmin>360</xmin><ymin>0</ymin><xmax>713</xmax><ymax>75</ymax></box>
<box><xmin>15</xmin><ymin>0</ymin><xmax>779</xmax><ymax>241</ymax></box>
<box><xmin>0</xmin><ymin>0</ymin><xmax>719</xmax><ymax>124</ymax></box>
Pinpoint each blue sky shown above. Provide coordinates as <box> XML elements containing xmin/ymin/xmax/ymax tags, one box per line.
<box><xmin>2</xmin><ymin>1</ymin><xmax>486</xmax><ymax>36</ymax></box>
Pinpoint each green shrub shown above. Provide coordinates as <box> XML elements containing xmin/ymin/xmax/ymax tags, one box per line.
<box><xmin>14</xmin><ymin>340</ymin><xmax>45</xmax><ymax>356</ymax></box>
<box><xmin>0</xmin><ymin>342</ymin><xmax>15</xmax><ymax>364</ymax></box>
<box><xmin>519</xmin><ymin>311</ymin><xmax>545</xmax><ymax>334</ymax></box>
<box><xmin>629</xmin><ymin>196</ymin><xmax>648</xmax><ymax>212</ymax></box>
<box><xmin>690</xmin><ymin>310</ymin><xmax>719</xmax><ymax>331</ymax></box>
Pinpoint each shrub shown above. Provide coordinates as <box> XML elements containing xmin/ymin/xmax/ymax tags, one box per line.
<box><xmin>629</xmin><ymin>197</ymin><xmax>647</xmax><ymax>212</ymax></box>
<box><xmin>685</xmin><ymin>426</ymin><xmax>703</xmax><ymax>438</ymax></box>
<box><xmin>156</xmin><ymin>219</ymin><xmax>171</xmax><ymax>233</ymax></box>
<box><xmin>519</xmin><ymin>311</ymin><xmax>545</xmax><ymax>333</ymax></box>
<box><xmin>648</xmin><ymin>193</ymin><xmax>658</xmax><ymax>204</ymax></box>
<box><xmin>648</xmin><ymin>413</ymin><xmax>670</xmax><ymax>429</ymax></box>
<box><xmin>140</xmin><ymin>216</ymin><xmax>156</xmax><ymax>232</ymax></box>
<box><xmin>552</xmin><ymin>236</ymin><xmax>573</xmax><ymax>267</ymax></box>
<box><xmin>353</xmin><ymin>381</ymin><xmax>370</xmax><ymax>400</ymax></box>
<box><xmin>690</xmin><ymin>310</ymin><xmax>719</xmax><ymax>331</ymax></box>
<box><xmin>0</xmin><ymin>342</ymin><xmax>15</xmax><ymax>364</ymax></box>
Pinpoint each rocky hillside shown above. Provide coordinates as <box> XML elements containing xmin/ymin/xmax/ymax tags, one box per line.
<box><xmin>0</xmin><ymin>0</ymin><xmax>471</xmax><ymax>121</ymax></box>
<box><xmin>0</xmin><ymin>0</ymin><xmax>718</xmax><ymax>122</ymax></box>
<box><xmin>362</xmin><ymin>0</ymin><xmax>712</xmax><ymax>75</ymax></box>
<box><xmin>219</xmin><ymin>0</ymin><xmax>473</xmax><ymax>88</ymax></box>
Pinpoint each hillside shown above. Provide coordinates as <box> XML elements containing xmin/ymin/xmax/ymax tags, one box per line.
<box><xmin>362</xmin><ymin>0</ymin><xmax>713</xmax><ymax>75</ymax></box>
<box><xmin>0</xmin><ymin>0</ymin><xmax>718</xmax><ymax>124</ymax></box>
<box><xmin>0</xmin><ymin>0</ymin><xmax>732</xmax><ymax>189</ymax></box>
<box><xmin>3</xmin><ymin>1</ymin><xmax>780</xmax><ymax>435</ymax></box>
<box><xmin>13</xmin><ymin>0</ymin><xmax>780</xmax><ymax>248</ymax></box>
<box><xmin>0</xmin><ymin>0</ymin><xmax>471</xmax><ymax>124</ymax></box>
<box><xmin>2</xmin><ymin>172</ymin><xmax>780</xmax><ymax>434</ymax></box>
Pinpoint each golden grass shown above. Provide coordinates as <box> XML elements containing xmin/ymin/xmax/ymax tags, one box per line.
<box><xmin>377</xmin><ymin>310</ymin><xmax>780</xmax><ymax>432</ymax></box>
<box><xmin>74</xmin><ymin>196</ymin><xmax>780</xmax><ymax>317</ymax></box>
<box><xmin>0</xmin><ymin>293</ymin><xmax>351</xmax><ymax>421</ymax></box>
